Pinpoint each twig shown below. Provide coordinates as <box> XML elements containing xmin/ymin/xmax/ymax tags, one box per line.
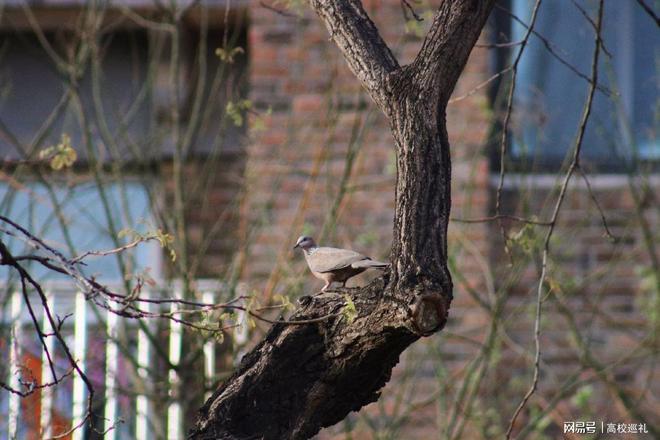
<box><xmin>451</xmin><ymin>214</ymin><xmax>552</xmax><ymax>226</ymax></box>
<box><xmin>70</xmin><ymin>237</ymin><xmax>156</xmax><ymax>263</ymax></box>
<box><xmin>260</xmin><ymin>1</ymin><xmax>298</xmax><ymax>18</ymax></box>
<box><xmin>475</xmin><ymin>40</ymin><xmax>523</xmax><ymax>49</ymax></box>
<box><xmin>401</xmin><ymin>0</ymin><xmax>424</xmax><ymax>22</ymax></box>
<box><xmin>0</xmin><ymin>369</ymin><xmax>74</xmax><ymax>397</ymax></box>
<box><xmin>13</xmin><ymin>255</ymin><xmax>71</xmax><ymax>274</ymax></box>
<box><xmin>569</xmin><ymin>0</ymin><xmax>612</xmax><ymax>57</ymax></box>
<box><xmin>505</xmin><ymin>2</ymin><xmax>604</xmax><ymax>437</ymax></box>
<box><xmin>636</xmin><ymin>0</ymin><xmax>660</xmax><ymax>27</ymax></box>
<box><xmin>3</xmin><ymin>217</ymin><xmax>338</xmax><ymax>332</ymax></box>
<box><xmin>576</xmin><ymin>167</ymin><xmax>617</xmax><ymax>242</ymax></box>
<box><xmin>496</xmin><ymin>3</ymin><xmax>612</xmax><ymax>95</ymax></box>
<box><xmin>449</xmin><ymin>66</ymin><xmax>512</xmax><ymax>104</ymax></box>
<box><xmin>494</xmin><ymin>0</ymin><xmax>543</xmax><ymax>258</ymax></box>
<box><xmin>115</xmin><ymin>4</ymin><xmax>176</xmax><ymax>32</ymax></box>
<box><xmin>1</xmin><ymin>240</ymin><xmax>96</xmax><ymax>438</ymax></box>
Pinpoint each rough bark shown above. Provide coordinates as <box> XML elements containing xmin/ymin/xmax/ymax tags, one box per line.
<box><xmin>190</xmin><ymin>1</ymin><xmax>495</xmax><ymax>439</ymax></box>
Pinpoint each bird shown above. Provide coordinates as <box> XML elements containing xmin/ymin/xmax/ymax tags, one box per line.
<box><xmin>293</xmin><ymin>235</ymin><xmax>388</xmax><ymax>291</ymax></box>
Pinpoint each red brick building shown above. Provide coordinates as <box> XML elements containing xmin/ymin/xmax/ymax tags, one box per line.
<box><xmin>0</xmin><ymin>0</ymin><xmax>657</xmax><ymax>438</ymax></box>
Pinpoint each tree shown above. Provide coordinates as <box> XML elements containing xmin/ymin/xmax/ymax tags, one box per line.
<box><xmin>190</xmin><ymin>2</ymin><xmax>496</xmax><ymax>439</ymax></box>
<box><xmin>3</xmin><ymin>1</ymin><xmax>657</xmax><ymax>439</ymax></box>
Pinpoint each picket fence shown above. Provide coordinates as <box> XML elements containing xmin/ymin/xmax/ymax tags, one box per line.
<box><xmin>1</xmin><ymin>280</ymin><xmax>247</xmax><ymax>440</ymax></box>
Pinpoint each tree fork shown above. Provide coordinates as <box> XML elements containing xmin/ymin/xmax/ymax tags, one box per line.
<box><xmin>190</xmin><ymin>1</ymin><xmax>495</xmax><ymax>438</ymax></box>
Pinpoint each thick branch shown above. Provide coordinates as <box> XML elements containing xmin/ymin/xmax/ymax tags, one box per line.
<box><xmin>412</xmin><ymin>0</ymin><xmax>496</xmax><ymax>102</ymax></box>
<box><xmin>386</xmin><ymin>1</ymin><xmax>496</xmax><ymax>292</ymax></box>
<box><xmin>190</xmin><ymin>278</ymin><xmax>430</xmax><ymax>440</ymax></box>
<box><xmin>308</xmin><ymin>0</ymin><xmax>399</xmax><ymax>109</ymax></box>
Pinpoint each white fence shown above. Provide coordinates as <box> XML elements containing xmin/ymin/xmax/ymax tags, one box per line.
<box><xmin>0</xmin><ymin>280</ymin><xmax>247</xmax><ymax>440</ymax></box>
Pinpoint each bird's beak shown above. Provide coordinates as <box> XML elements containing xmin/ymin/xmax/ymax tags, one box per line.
<box><xmin>293</xmin><ymin>243</ymin><xmax>299</xmax><ymax>249</ymax></box>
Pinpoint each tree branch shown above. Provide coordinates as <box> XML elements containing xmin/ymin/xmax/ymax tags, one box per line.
<box><xmin>191</xmin><ymin>280</ymin><xmax>419</xmax><ymax>440</ymax></box>
<box><xmin>307</xmin><ymin>0</ymin><xmax>400</xmax><ymax>109</ymax></box>
<box><xmin>411</xmin><ymin>0</ymin><xmax>496</xmax><ymax>102</ymax></box>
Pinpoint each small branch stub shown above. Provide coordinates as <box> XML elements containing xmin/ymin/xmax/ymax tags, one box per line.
<box><xmin>410</xmin><ymin>291</ymin><xmax>449</xmax><ymax>336</ymax></box>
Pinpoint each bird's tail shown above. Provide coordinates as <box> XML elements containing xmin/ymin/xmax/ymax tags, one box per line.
<box><xmin>352</xmin><ymin>259</ymin><xmax>389</xmax><ymax>269</ymax></box>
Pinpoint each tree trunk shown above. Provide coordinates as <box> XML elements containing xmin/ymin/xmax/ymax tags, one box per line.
<box><xmin>190</xmin><ymin>2</ymin><xmax>495</xmax><ymax>439</ymax></box>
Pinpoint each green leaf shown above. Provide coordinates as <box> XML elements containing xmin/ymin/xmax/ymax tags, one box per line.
<box><xmin>572</xmin><ymin>384</ymin><xmax>593</xmax><ymax>410</ymax></box>
<box><xmin>342</xmin><ymin>295</ymin><xmax>357</xmax><ymax>324</ymax></box>
<box><xmin>509</xmin><ymin>222</ymin><xmax>542</xmax><ymax>255</ymax></box>
<box><xmin>215</xmin><ymin>46</ymin><xmax>244</xmax><ymax>64</ymax></box>
<box><xmin>40</xmin><ymin>133</ymin><xmax>77</xmax><ymax>170</ymax></box>
<box><xmin>226</xmin><ymin>100</ymin><xmax>253</xmax><ymax>127</ymax></box>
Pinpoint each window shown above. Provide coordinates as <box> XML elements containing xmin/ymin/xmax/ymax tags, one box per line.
<box><xmin>0</xmin><ymin>6</ymin><xmax>246</xmax><ymax>439</ymax></box>
<box><xmin>495</xmin><ymin>0</ymin><xmax>658</xmax><ymax>171</ymax></box>
<box><xmin>0</xmin><ymin>181</ymin><xmax>161</xmax><ymax>281</ymax></box>
<box><xmin>0</xmin><ymin>30</ymin><xmax>152</xmax><ymax>163</ymax></box>
<box><xmin>0</xmin><ymin>7</ymin><xmax>248</xmax><ymax>273</ymax></box>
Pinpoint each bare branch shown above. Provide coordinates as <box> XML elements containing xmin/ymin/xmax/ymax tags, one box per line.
<box><xmin>400</xmin><ymin>0</ymin><xmax>423</xmax><ymax>23</ymax></box>
<box><xmin>570</xmin><ymin>0</ymin><xmax>613</xmax><ymax>57</ymax></box>
<box><xmin>451</xmin><ymin>214</ymin><xmax>552</xmax><ymax>226</ymax></box>
<box><xmin>70</xmin><ymin>237</ymin><xmax>157</xmax><ymax>263</ymax></box>
<box><xmin>0</xmin><ymin>240</ymin><xmax>96</xmax><ymax>438</ymax></box>
<box><xmin>577</xmin><ymin>167</ymin><xmax>618</xmax><ymax>242</ymax></box>
<box><xmin>496</xmin><ymin>3</ymin><xmax>612</xmax><ymax>95</ymax></box>
<box><xmin>449</xmin><ymin>65</ymin><xmax>512</xmax><ymax>104</ymax></box>
<box><xmin>307</xmin><ymin>0</ymin><xmax>399</xmax><ymax>109</ymax></box>
<box><xmin>636</xmin><ymin>0</ymin><xmax>660</xmax><ymax>27</ymax></box>
<box><xmin>260</xmin><ymin>1</ymin><xmax>298</xmax><ymax>18</ymax></box>
<box><xmin>494</xmin><ymin>0</ymin><xmax>543</xmax><ymax>258</ymax></box>
<box><xmin>12</xmin><ymin>254</ymin><xmax>71</xmax><ymax>275</ymax></box>
<box><xmin>506</xmin><ymin>1</ymin><xmax>605</xmax><ymax>436</ymax></box>
<box><xmin>411</xmin><ymin>0</ymin><xmax>496</xmax><ymax>101</ymax></box>
<box><xmin>0</xmin><ymin>369</ymin><xmax>74</xmax><ymax>398</ymax></box>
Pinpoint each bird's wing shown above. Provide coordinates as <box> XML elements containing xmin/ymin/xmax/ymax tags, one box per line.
<box><xmin>350</xmin><ymin>259</ymin><xmax>388</xmax><ymax>269</ymax></box>
<box><xmin>307</xmin><ymin>247</ymin><xmax>367</xmax><ymax>273</ymax></box>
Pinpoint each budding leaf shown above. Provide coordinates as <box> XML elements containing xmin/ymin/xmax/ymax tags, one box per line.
<box><xmin>342</xmin><ymin>295</ymin><xmax>357</xmax><ymax>324</ymax></box>
<box><xmin>40</xmin><ymin>134</ymin><xmax>77</xmax><ymax>170</ymax></box>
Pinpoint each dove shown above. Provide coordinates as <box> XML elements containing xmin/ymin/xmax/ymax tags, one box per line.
<box><xmin>293</xmin><ymin>235</ymin><xmax>388</xmax><ymax>291</ymax></box>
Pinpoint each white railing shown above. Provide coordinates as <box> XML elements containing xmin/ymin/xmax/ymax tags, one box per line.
<box><xmin>0</xmin><ymin>280</ymin><xmax>245</xmax><ymax>440</ymax></box>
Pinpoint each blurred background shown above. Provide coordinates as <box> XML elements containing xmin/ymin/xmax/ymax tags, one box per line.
<box><xmin>0</xmin><ymin>0</ymin><xmax>657</xmax><ymax>439</ymax></box>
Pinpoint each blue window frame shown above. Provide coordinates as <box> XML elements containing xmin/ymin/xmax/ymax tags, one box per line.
<box><xmin>503</xmin><ymin>0</ymin><xmax>658</xmax><ymax>170</ymax></box>
<box><xmin>0</xmin><ymin>181</ymin><xmax>161</xmax><ymax>281</ymax></box>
